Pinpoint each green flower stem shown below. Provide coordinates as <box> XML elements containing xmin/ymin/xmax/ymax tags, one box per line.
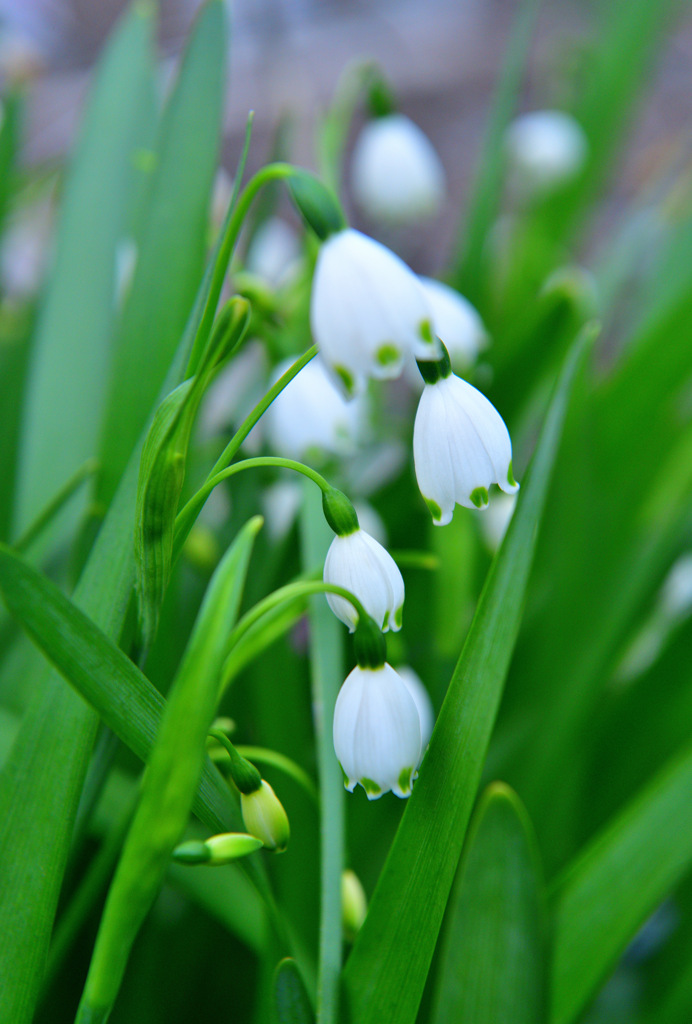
<box><xmin>174</xmin><ymin>451</ymin><xmax>327</xmax><ymax>560</ymax></box>
<box><xmin>186</xmin><ymin>154</ymin><xmax>298</xmax><ymax>374</ymax></box>
<box><xmin>300</xmin><ymin>483</ymin><xmax>345</xmax><ymax>1024</ymax></box>
<box><xmin>233</xmin><ymin>747</ymin><xmax>319</xmax><ymax>805</ymax></box>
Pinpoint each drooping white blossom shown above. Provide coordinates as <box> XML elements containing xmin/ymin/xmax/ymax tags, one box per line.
<box><xmin>413</xmin><ymin>370</ymin><xmax>518</xmax><ymax>524</ymax></box>
<box><xmin>245</xmin><ymin>217</ymin><xmax>302</xmax><ymax>287</ymax></box>
<box><xmin>419</xmin><ymin>277</ymin><xmax>487</xmax><ymax>371</ymax></box>
<box><xmin>505</xmin><ymin>110</ymin><xmax>588</xmax><ymax>195</ymax></box>
<box><xmin>351</xmin><ymin>113</ymin><xmax>445</xmax><ymax>223</ymax></box>
<box><xmin>265</xmin><ymin>355</ymin><xmax>366</xmax><ymax>461</ymax></box>
<box><xmin>310</xmin><ymin>228</ymin><xmax>437</xmax><ymax>394</ymax></box>
<box><xmin>333</xmin><ymin>663</ymin><xmax>422</xmax><ymax>799</ymax></box>
<box><xmin>323</xmin><ymin>527</ymin><xmax>404</xmax><ymax>632</ymax></box>
<box><xmin>395</xmin><ymin>665</ymin><xmax>435</xmax><ymax>751</ymax></box>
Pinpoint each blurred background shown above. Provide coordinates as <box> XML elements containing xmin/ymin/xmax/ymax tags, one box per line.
<box><xmin>2</xmin><ymin>0</ymin><xmax>692</xmax><ymax>272</ymax></box>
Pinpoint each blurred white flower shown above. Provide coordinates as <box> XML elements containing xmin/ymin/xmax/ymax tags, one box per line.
<box><xmin>395</xmin><ymin>666</ymin><xmax>435</xmax><ymax>750</ymax></box>
<box><xmin>414</xmin><ymin>361</ymin><xmax>518</xmax><ymax>524</ymax></box>
<box><xmin>245</xmin><ymin>217</ymin><xmax>302</xmax><ymax>288</ymax></box>
<box><xmin>323</xmin><ymin>527</ymin><xmax>404</xmax><ymax>632</ymax></box>
<box><xmin>262</xmin><ymin>479</ymin><xmax>303</xmax><ymax>542</ymax></box>
<box><xmin>351</xmin><ymin>113</ymin><xmax>445</xmax><ymax>223</ymax></box>
<box><xmin>419</xmin><ymin>277</ymin><xmax>487</xmax><ymax>372</ymax></box>
<box><xmin>476</xmin><ymin>491</ymin><xmax>517</xmax><ymax>552</ymax></box>
<box><xmin>0</xmin><ymin>196</ymin><xmax>53</xmax><ymax>299</ymax></box>
<box><xmin>198</xmin><ymin>340</ymin><xmax>268</xmax><ymax>447</ymax></box>
<box><xmin>352</xmin><ymin>500</ymin><xmax>387</xmax><ymax>546</ymax></box>
<box><xmin>333</xmin><ymin>663</ymin><xmax>421</xmax><ymax>799</ymax></box>
<box><xmin>310</xmin><ymin>228</ymin><xmax>437</xmax><ymax>394</ymax></box>
<box><xmin>505</xmin><ymin>110</ymin><xmax>588</xmax><ymax>195</ymax></box>
<box><xmin>265</xmin><ymin>355</ymin><xmax>366</xmax><ymax>461</ymax></box>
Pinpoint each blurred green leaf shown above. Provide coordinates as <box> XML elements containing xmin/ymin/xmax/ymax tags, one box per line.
<box><xmin>0</xmin><ymin>541</ymin><xmax>240</xmax><ymax>833</ymax></box>
<box><xmin>98</xmin><ymin>0</ymin><xmax>227</xmax><ymax>505</ymax></box>
<box><xmin>551</xmin><ymin>741</ymin><xmax>692</xmax><ymax>1024</ymax></box>
<box><xmin>430</xmin><ymin>784</ymin><xmax>547</xmax><ymax>1024</ymax></box>
<box><xmin>76</xmin><ymin>516</ymin><xmax>262</xmax><ymax>1020</ymax></box>
<box><xmin>12</xmin><ymin>4</ymin><xmax>154</xmax><ymax>545</ymax></box>
<box><xmin>274</xmin><ymin>958</ymin><xmax>315</xmax><ymax>1024</ymax></box>
<box><xmin>342</xmin><ymin>325</ymin><xmax>595</xmax><ymax>1024</ymax></box>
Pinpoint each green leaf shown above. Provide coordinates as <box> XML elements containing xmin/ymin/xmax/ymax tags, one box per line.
<box><xmin>97</xmin><ymin>0</ymin><xmax>227</xmax><ymax>505</ymax></box>
<box><xmin>550</xmin><ymin>740</ymin><xmax>692</xmax><ymax>1024</ymax></box>
<box><xmin>75</xmin><ymin>516</ymin><xmax>262</xmax><ymax>1020</ymax></box>
<box><xmin>0</xmin><ymin>541</ymin><xmax>239</xmax><ymax>833</ymax></box>
<box><xmin>430</xmin><ymin>784</ymin><xmax>547</xmax><ymax>1024</ymax></box>
<box><xmin>12</xmin><ymin>3</ymin><xmax>154</xmax><ymax>543</ymax></box>
<box><xmin>342</xmin><ymin>323</ymin><xmax>595</xmax><ymax>1024</ymax></box>
<box><xmin>274</xmin><ymin>958</ymin><xmax>315</xmax><ymax>1024</ymax></box>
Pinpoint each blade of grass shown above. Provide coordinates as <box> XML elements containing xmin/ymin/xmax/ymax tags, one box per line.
<box><xmin>98</xmin><ymin>0</ymin><xmax>227</xmax><ymax>505</ymax></box>
<box><xmin>430</xmin><ymin>784</ymin><xmax>548</xmax><ymax>1024</ymax></box>
<box><xmin>342</xmin><ymin>323</ymin><xmax>595</xmax><ymax>1024</ymax></box>
<box><xmin>11</xmin><ymin>3</ymin><xmax>154</xmax><ymax>546</ymax></box>
<box><xmin>550</xmin><ymin>740</ymin><xmax>692</xmax><ymax>1024</ymax></box>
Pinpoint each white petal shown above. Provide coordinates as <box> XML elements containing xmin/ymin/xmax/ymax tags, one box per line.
<box><xmin>333</xmin><ymin>664</ymin><xmax>422</xmax><ymax>798</ymax></box>
<box><xmin>323</xmin><ymin>528</ymin><xmax>404</xmax><ymax>632</ymax></box>
<box><xmin>413</xmin><ymin>385</ymin><xmax>457</xmax><ymax>525</ymax></box>
<box><xmin>310</xmin><ymin>229</ymin><xmax>435</xmax><ymax>387</ymax></box>
<box><xmin>395</xmin><ymin>666</ymin><xmax>435</xmax><ymax>751</ymax></box>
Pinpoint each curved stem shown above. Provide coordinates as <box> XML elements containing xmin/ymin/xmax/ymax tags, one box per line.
<box><xmin>234</xmin><ymin>747</ymin><xmax>319</xmax><ymax>805</ymax></box>
<box><xmin>174</xmin><ymin>454</ymin><xmax>328</xmax><ymax>558</ymax></box>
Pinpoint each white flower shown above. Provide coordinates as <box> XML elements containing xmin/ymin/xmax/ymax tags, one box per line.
<box><xmin>351</xmin><ymin>113</ymin><xmax>445</xmax><ymax>223</ymax></box>
<box><xmin>333</xmin><ymin>663</ymin><xmax>422</xmax><ymax>799</ymax></box>
<box><xmin>310</xmin><ymin>228</ymin><xmax>437</xmax><ymax>394</ymax></box>
<box><xmin>265</xmin><ymin>355</ymin><xmax>366</xmax><ymax>461</ymax></box>
<box><xmin>413</xmin><ymin>370</ymin><xmax>518</xmax><ymax>524</ymax></box>
<box><xmin>505</xmin><ymin>110</ymin><xmax>588</xmax><ymax>195</ymax></box>
<box><xmin>394</xmin><ymin>666</ymin><xmax>435</xmax><ymax>750</ymax></box>
<box><xmin>245</xmin><ymin>217</ymin><xmax>302</xmax><ymax>287</ymax></box>
<box><xmin>476</xmin><ymin>491</ymin><xmax>517</xmax><ymax>552</ymax></box>
<box><xmin>419</xmin><ymin>277</ymin><xmax>487</xmax><ymax>371</ymax></box>
<box><xmin>323</xmin><ymin>527</ymin><xmax>404</xmax><ymax>632</ymax></box>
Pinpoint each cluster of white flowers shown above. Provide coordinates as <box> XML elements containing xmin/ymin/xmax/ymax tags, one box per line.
<box><xmin>274</xmin><ymin>113</ymin><xmax>520</xmax><ymax>800</ymax></box>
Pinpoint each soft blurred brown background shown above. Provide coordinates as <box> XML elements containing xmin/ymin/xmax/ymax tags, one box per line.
<box><xmin>2</xmin><ymin>0</ymin><xmax>692</xmax><ymax>269</ymax></box>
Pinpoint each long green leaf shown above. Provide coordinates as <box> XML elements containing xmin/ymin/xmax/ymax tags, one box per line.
<box><xmin>76</xmin><ymin>516</ymin><xmax>261</xmax><ymax>1021</ymax></box>
<box><xmin>0</xmin><ymin>542</ymin><xmax>239</xmax><ymax>832</ymax></box>
<box><xmin>342</xmin><ymin>323</ymin><xmax>595</xmax><ymax>1024</ymax></box>
<box><xmin>12</xmin><ymin>3</ymin><xmax>153</xmax><ymax>543</ymax></box>
<box><xmin>98</xmin><ymin>0</ymin><xmax>227</xmax><ymax>505</ymax></box>
<box><xmin>550</xmin><ymin>741</ymin><xmax>692</xmax><ymax>1024</ymax></box>
<box><xmin>431</xmin><ymin>784</ymin><xmax>547</xmax><ymax>1024</ymax></box>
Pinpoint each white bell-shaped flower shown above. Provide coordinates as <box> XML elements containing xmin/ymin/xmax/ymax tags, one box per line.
<box><xmin>333</xmin><ymin>663</ymin><xmax>422</xmax><ymax>799</ymax></box>
<box><xmin>505</xmin><ymin>110</ymin><xmax>588</xmax><ymax>195</ymax></box>
<box><xmin>323</xmin><ymin>527</ymin><xmax>404</xmax><ymax>633</ymax></box>
<box><xmin>351</xmin><ymin>113</ymin><xmax>445</xmax><ymax>224</ymax></box>
<box><xmin>310</xmin><ymin>228</ymin><xmax>437</xmax><ymax>394</ymax></box>
<box><xmin>419</xmin><ymin>277</ymin><xmax>487</xmax><ymax>372</ymax></box>
<box><xmin>265</xmin><ymin>355</ymin><xmax>366</xmax><ymax>461</ymax></box>
<box><xmin>413</xmin><ymin>358</ymin><xmax>518</xmax><ymax>525</ymax></box>
<box><xmin>394</xmin><ymin>666</ymin><xmax>435</xmax><ymax>751</ymax></box>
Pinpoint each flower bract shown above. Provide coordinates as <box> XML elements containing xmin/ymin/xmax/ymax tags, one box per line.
<box><xmin>310</xmin><ymin>228</ymin><xmax>437</xmax><ymax>394</ymax></box>
<box><xmin>323</xmin><ymin>527</ymin><xmax>404</xmax><ymax>632</ymax></box>
<box><xmin>413</xmin><ymin>371</ymin><xmax>518</xmax><ymax>524</ymax></box>
<box><xmin>351</xmin><ymin>113</ymin><xmax>445</xmax><ymax>223</ymax></box>
<box><xmin>333</xmin><ymin>663</ymin><xmax>422</xmax><ymax>799</ymax></box>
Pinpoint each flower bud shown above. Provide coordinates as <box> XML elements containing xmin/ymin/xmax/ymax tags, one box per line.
<box><xmin>173</xmin><ymin>833</ymin><xmax>262</xmax><ymax>866</ymax></box>
<box><xmin>505</xmin><ymin>110</ymin><xmax>588</xmax><ymax>196</ymax></box>
<box><xmin>241</xmin><ymin>780</ymin><xmax>290</xmax><ymax>852</ymax></box>
<box><xmin>286</xmin><ymin>168</ymin><xmax>346</xmax><ymax>241</ymax></box>
<box><xmin>342</xmin><ymin>869</ymin><xmax>367</xmax><ymax>942</ymax></box>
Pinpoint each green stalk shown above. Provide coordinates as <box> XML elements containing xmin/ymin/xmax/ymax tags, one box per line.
<box><xmin>174</xmin><ymin>451</ymin><xmax>325</xmax><ymax>559</ymax></box>
<box><xmin>300</xmin><ymin>483</ymin><xmax>345</xmax><ymax>1024</ymax></box>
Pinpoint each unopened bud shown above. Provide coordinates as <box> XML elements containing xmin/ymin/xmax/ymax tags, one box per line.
<box><xmin>342</xmin><ymin>869</ymin><xmax>367</xmax><ymax>941</ymax></box>
<box><xmin>286</xmin><ymin>168</ymin><xmax>346</xmax><ymax>241</ymax></box>
<box><xmin>241</xmin><ymin>780</ymin><xmax>290</xmax><ymax>852</ymax></box>
<box><xmin>173</xmin><ymin>833</ymin><xmax>262</xmax><ymax>866</ymax></box>
<box><xmin>322</xmin><ymin>486</ymin><xmax>359</xmax><ymax>537</ymax></box>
